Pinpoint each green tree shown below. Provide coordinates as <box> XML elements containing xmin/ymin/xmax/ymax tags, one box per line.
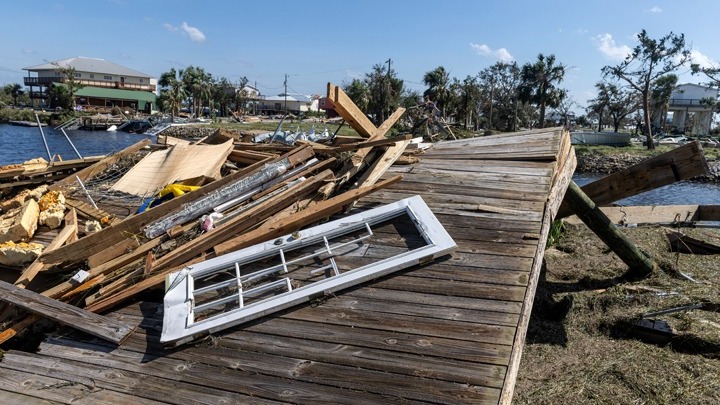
<box><xmin>3</xmin><ymin>84</ymin><xmax>24</xmax><ymax>107</ymax></box>
<box><xmin>691</xmin><ymin>62</ymin><xmax>720</xmax><ymax>87</ymax></box>
<box><xmin>343</xmin><ymin>79</ymin><xmax>370</xmax><ymax>112</ymax></box>
<box><xmin>602</xmin><ymin>29</ymin><xmax>690</xmax><ymax>149</ymax></box>
<box><xmin>587</xmin><ymin>82</ymin><xmax>612</xmax><ymax>132</ymax></box>
<box><xmin>365</xmin><ymin>62</ymin><xmax>403</xmax><ymax>123</ymax></box>
<box><xmin>650</xmin><ymin>74</ymin><xmax>678</xmax><ymax>133</ymax></box>
<box><xmin>43</xmin><ymin>62</ymin><xmax>84</xmax><ymax>110</ymax></box>
<box><xmin>232</xmin><ymin>76</ymin><xmax>250</xmax><ymax>114</ymax></box>
<box><xmin>478</xmin><ymin>62</ymin><xmax>523</xmax><ymax>131</ymax></box>
<box><xmin>181</xmin><ymin>66</ymin><xmax>211</xmax><ymax>118</ymax></box>
<box><xmin>449</xmin><ymin>76</ymin><xmax>482</xmax><ymax>130</ymax></box>
<box><xmin>158</xmin><ymin>67</ymin><xmax>186</xmax><ymax>123</ymax></box>
<box><xmin>422</xmin><ymin>66</ymin><xmax>450</xmax><ymax>116</ymax></box>
<box><xmin>518</xmin><ymin>53</ymin><xmax>566</xmax><ymax>128</ymax></box>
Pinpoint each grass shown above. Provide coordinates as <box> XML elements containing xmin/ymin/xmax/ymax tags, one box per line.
<box><xmin>515</xmin><ymin>223</ymin><xmax>720</xmax><ymax>404</ymax></box>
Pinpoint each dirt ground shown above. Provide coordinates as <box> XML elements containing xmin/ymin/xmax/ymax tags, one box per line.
<box><xmin>514</xmin><ymin>222</ymin><xmax>720</xmax><ymax>405</ymax></box>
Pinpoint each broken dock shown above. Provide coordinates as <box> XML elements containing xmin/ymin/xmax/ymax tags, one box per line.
<box><xmin>0</xmin><ymin>126</ymin><xmax>574</xmax><ymax>404</ymax></box>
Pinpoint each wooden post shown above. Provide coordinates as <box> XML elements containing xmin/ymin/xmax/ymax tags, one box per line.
<box><xmin>563</xmin><ymin>180</ymin><xmax>656</xmax><ymax>278</ymax></box>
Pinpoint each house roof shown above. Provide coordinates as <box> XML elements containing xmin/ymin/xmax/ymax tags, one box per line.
<box><xmin>72</xmin><ymin>86</ymin><xmax>157</xmax><ymax>103</ymax></box>
<box><xmin>264</xmin><ymin>93</ymin><xmax>312</xmax><ymax>103</ymax></box>
<box><xmin>24</xmin><ymin>57</ymin><xmax>153</xmax><ymax>79</ymax></box>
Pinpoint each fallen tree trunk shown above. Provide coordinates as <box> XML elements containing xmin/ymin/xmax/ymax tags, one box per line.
<box><xmin>563</xmin><ymin>180</ymin><xmax>656</xmax><ymax>278</ymax></box>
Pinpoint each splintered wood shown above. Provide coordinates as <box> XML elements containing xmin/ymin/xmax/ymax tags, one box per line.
<box><xmin>0</xmin><ymin>83</ymin><xmax>413</xmax><ymax>345</ymax></box>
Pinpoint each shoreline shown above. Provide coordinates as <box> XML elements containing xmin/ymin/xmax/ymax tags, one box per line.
<box><xmin>575</xmin><ymin>146</ymin><xmax>720</xmax><ymax>182</ymax></box>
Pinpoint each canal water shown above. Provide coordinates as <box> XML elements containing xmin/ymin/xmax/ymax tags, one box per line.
<box><xmin>1</xmin><ymin>123</ymin><xmax>718</xmax><ymax>206</ymax></box>
<box><xmin>0</xmin><ymin>123</ymin><xmax>154</xmax><ymax>166</ymax></box>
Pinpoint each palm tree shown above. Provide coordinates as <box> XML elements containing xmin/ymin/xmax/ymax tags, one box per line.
<box><xmin>518</xmin><ymin>53</ymin><xmax>566</xmax><ymax>128</ymax></box>
<box><xmin>159</xmin><ymin>68</ymin><xmax>186</xmax><ymax>123</ymax></box>
<box><xmin>6</xmin><ymin>84</ymin><xmax>23</xmax><ymax>107</ymax></box>
<box><xmin>422</xmin><ymin>66</ymin><xmax>450</xmax><ymax>117</ymax></box>
<box><xmin>181</xmin><ymin>66</ymin><xmax>211</xmax><ymax>117</ymax></box>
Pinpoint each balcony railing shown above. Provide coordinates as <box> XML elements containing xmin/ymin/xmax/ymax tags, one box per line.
<box><xmin>669</xmin><ymin>98</ymin><xmax>716</xmax><ymax>107</ymax></box>
<box><xmin>23</xmin><ymin>76</ymin><xmax>156</xmax><ymax>92</ymax></box>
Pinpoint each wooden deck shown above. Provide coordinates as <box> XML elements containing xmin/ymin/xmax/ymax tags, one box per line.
<box><xmin>0</xmin><ymin>128</ymin><xmax>575</xmax><ymax>404</ymax></box>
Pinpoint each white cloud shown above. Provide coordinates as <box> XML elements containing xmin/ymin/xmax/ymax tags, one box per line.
<box><xmin>593</xmin><ymin>33</ymin><xmax>632</xmax><ymax>61</ymax></box>
<box><xmin>470</xmin><ymin>43</ymin><xmax>514</xmax><ymax>62</ymax></box>
<box><xmin>345</xmin><ymin>69</ymin><xmax>364</xmax><ymax>80</ymax></box>
<box><xmin>648</xmin><ymin>6</ymin><xmax>662</xmax><ymax>13</ymax></box>
<box><xmin>22</xmin><ymin>49</ymin><xmax>37</xmax><ymax>54</ymax></box>
<box><xmin>689</xmin><ymin>49</ymin><xmax>717</xmax><ymax>69</ymax></box>
<box><xmin>180</xmin><ymin>22</ymin><xmax>206</xmax><ymax>43</ymax></box>
<box><xmin>163</xmin><ymin>22</ymin><xmax>207</xmax><ymax>43</ymax></box>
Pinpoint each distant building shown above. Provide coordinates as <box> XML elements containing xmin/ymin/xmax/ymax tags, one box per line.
<box><xmin>318</xmin><ymin>96</ymin><xmax>339</xmax><ymax>118</ymax></box>
<box><xmin>23</xmin><ymin>57</ymin><xmax>157</xmax><ymax>112</ymax></box>
<box><xmin>659</xmin><ymin>83</ymin><xmax>719</xmax><ymax>135</ymax></box>
<box><xmin>257</xmin><ymin>93</ymin><xmax>319</xmax><ymax>115</ymax></box>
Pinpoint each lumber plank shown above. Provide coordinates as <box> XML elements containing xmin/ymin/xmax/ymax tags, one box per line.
<box><xmin>41</xmin><ymin>146</ymin><xmax>313</xmax><ymax>264</ymax></box>
<box><xmin>557</xmin><ymin>141</ymin><xmax>710</xmax><ymax>218</ymax></box>
<box><xmin>351</xmin><ymin>138</ymin><xmax>411</xmax><ymax>189</ymax></box>
<box><xmin>87</xmin><ymin>237</ymin><xmax>141</xmax><ymax>269</ymax></box>
<box><xmin>84</xmin><ymin>170</ymin><xmax>335</xmax><ymax>314</ymax></box>
<box><xmin>563</xmin><ymin>204</ymin><xmax>705</xmax><ymax>226</ymax></box>
<box><xmin>328</xmin><ymin>82</ymin><xmax>377</xmax><ymax>137</ymax></box>
<box><xmin>0</xmin><ymin>281</ymin><xmax>133</xmax><ymax>344</ymax></box>
<box><xmin>49</xmin><ymin>139</ymin><xmax>150</xmax><ymax>191</ymax></box>
<box><xmin>213</xmin><ymin>175</ymin><xmax>403</xmax><ymax>256</ymax></box>
<box><xmin>0</xmin><ymin>351</ymin><xmax>285</xmax><ymax>405</ymax></box>
<box><xmin>14</xmin><ymin>217</ymin><xmax>78</xmax><ymax>288</ymax></box>
<box><xmin>499</xmin><ymin>135</ymin><xmax>575</xmax><ymax>405</ymax></box>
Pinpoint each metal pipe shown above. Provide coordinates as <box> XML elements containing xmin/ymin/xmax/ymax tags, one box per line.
<box><xmin>35</xmin><ymin>114</ymin><xmax>52</xmax><ymax>162</ymax></box>
<box><xmin>60</xmin><ymin>128</ymin><xmax>83</xmax><ymax>159</ymax></box>
<box><xmin>75</xmin><ymin>175</ymin><xmax>98</xmax><ymax>210</ymax></box>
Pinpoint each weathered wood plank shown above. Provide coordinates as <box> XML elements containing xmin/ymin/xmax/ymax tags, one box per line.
<box><xmin>563</xmin><ymin>204</ymin><xmax>720</xmax><ymax>225</ymax></box>
<box><xmin>557</xmin><ymin>141</ymin><xmax>710</xmax><ymax>218</ymax></box>
<box><xmin>0</xmin><ymin>367</ymin><xmax>169</xmax><ymax>405</ymax></box>
<box><xmin>41</xmin><ymin>146</ymin><xmax>312</xmax><ymax>264</ymax></box>
<box><xmin>0</xmin><ymin>351</ymin><xmax>284</xmax><ymax>405</ymax></box>
<box><xmin>499</xmin><ymin>132</ymin><xmax>575</xmax><ymax>405</ymax></box>
<box><xmin>0</xmin><ymin>281</ymin><xmax>133</xmax><ymax>345</ymax></box>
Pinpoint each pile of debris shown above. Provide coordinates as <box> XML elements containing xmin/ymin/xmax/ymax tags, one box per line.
<box><xmin>0</xmin><ymin>83</ymin><xmax>436</xmax><ymax>347</ymax></box>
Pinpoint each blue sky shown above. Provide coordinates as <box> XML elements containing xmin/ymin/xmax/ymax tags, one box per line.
<box><xmin>2</xmin><ymin>0</ymin><xmax>719</xmax><ymax>113</ymax></box>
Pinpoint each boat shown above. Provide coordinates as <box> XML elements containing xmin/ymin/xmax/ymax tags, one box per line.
<box><xmin>570</xmin><ymin>131</ymin><xmax>631</xmax><ymax>146</ymax></box>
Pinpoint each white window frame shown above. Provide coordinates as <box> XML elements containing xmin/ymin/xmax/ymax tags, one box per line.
<box><xmin>161</xmin><ymin>195</ymin><xmax>456</xmax><ymax>346</ymax></box>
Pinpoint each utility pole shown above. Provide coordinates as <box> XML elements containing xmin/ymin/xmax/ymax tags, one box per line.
<box><xmin>284</xmin><ymin>74</ymin><xmax>288</xmax><ymax>115</ymax></box>
<box><xmin>385</xmin><ymin>58</ymin><xmax>392</xmax><ymax>122</ymax></box>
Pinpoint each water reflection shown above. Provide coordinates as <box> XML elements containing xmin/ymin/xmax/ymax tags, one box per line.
<box><xmin>0</xmin><ymin>123</ymin><xmax>154</xmax><ymax>166</ymax></box>
<box><xmin>574</xmin><ymin>173</ymin><xmax>720</xmax><ymax>206</ymax></box>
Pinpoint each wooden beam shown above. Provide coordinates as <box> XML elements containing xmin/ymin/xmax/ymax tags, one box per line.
<box><xmin>14</xmin><ymin>217</ymin><xmax>78</xmax><ymax>288</ymax></box>
<box><xmin>49</xmin><ymin>139</ymin><xmax>151</xmax><ymax>192</ymax></box>
<box><xmin>331</xmin><ymin>134</ymin><xmax>411</xmax><ymax>153</ymax></box>
<box><xmin>87</xmin><ymin>237</ymin><xmax>141</xmax><ymax>269</ymax></box>
<box><xmin>214</xmin><ymin>174</ymin><xmax>403</xmax><ymax>256</ymax></box>
<box><xmin>148</xmin><ymin>169</ymin><xmax>334</xmax><ymax>273</ymax></box>
<box><xmin>40</xmin><ymin>146</ymin><xmax>314</xmax><ymax>264</ymax></box>
<box><xmin>563</xmin><ymin>205</ymin><xmax>706</xmax><ymax>226</ymax></box>
<box><xmin>557</xmin><ymin>142</ymin><xmax>710</xmax><ymax>218</ymax></box>
<box><xmin>85</xmin><ymin>175</ymin><xmax>401</xmax><ymax>315</ymax></box>
<box><xmin>328</xmin><ymin>82</ymin><xmax>377</xmax><ymax>137</ymax></box>
<box><xmin>351</xmin><ymin>139</ymin><xmax>411</xmax><ymax>190</ymax></box>
<box><xmin>562</xmin><ymin>180</ymin><xmax>656</xmax><ymax>277</ymax></box>
<box><xmin>0</xmin><ymin>280</ymin><xmax>133</xmax><ymax>345</ymax></box>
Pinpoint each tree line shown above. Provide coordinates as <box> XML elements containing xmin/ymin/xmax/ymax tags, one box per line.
<box><xmin>4</xmin><ymin>28</ymin><xmax>720</xmax><ymax>150</ymax></box>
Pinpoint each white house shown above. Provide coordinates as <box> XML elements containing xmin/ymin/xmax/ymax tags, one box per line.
<box><xmin>258</xmin><ymin>93</ymin><xmax>319</xmax><ymax>115</ymax></box>
<box><xmin>23</xmin><ymin>56</ymin><xmax>157</xmax><ymax>112</ymax></box>
<box><xmin>664</xmin><ymin>83</ymin><xmax>719</xmax><ymax>135</ymax></box>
